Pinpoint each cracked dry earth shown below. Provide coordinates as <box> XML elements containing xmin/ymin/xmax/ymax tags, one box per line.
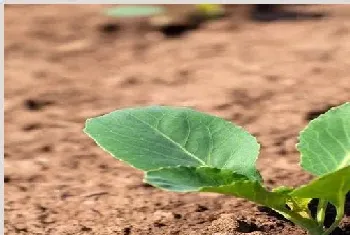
<box><xmin>4</xmin><ymin>4</ymin><xmax>350</xmax><ymax>235</ymax></box>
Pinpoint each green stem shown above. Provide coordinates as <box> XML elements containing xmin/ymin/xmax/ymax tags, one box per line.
<box><xmin>275</xmin><ymin>208</ymin><xmax>324</xmax><ymax>235</ymax></box>
<box><xmin>316</xmin><ymin>199</ymin><xmax>327</xmax><ymax>226</ymax></box>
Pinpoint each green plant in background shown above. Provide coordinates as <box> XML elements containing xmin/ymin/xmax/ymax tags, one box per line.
<box><xmin>104</xmin><ymin>5</ymin><xmax>166</xmax><ymax>18</ymax></box>
<box><xmin>104</xmin><ymin>5</ymin><xmax>224</xmax><ymax>29</ymax></box>
<box><xmin>195</xmin><ymin>4</ymin><xmax>225</xmax><ymax>19</ymax></box>
<box><xmin>104</xmin><ymin>5</ymin><xmax>223</xmax><ymax>19</ymax></box>
<box><xmin>84</xmin><ymin>102</ymin><xmax>350</xmax><ymax>235</ymax></box>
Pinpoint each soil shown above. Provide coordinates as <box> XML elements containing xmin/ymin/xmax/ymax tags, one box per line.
<box><xmin>4</xmin><ymin>4</ymin><xmax>350</xmax><ymax>235</ymax></box>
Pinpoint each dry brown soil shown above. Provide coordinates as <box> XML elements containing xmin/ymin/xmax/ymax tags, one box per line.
<box><xmin>4</xmin><ymin>4</ymin><xmax>350</xmax><ymax>235</ymax></box>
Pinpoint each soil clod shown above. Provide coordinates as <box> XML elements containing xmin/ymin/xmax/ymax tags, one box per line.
<box><xmin>123</xmin><ymin>226</ymin><xmax>132</xmax><ymax>235</ymax></box>
<box><xmin>40</xmin><ymin>145</ymin><xmax>52</xmax><ymax>152</ymax></box>
<box><xmin>237</xmin><ymin>219</ymin><xmax>261</xmax><ymax>233</ymax></box>
<box><xmin>195</xmin><ymin>205</ymin><xmax>209</xmax><ymax>212</ymax></box>
<box><xmin>4</xmin><ymin>175</ymin><xmax>11</xmax><ymax>183</ymax></box>
<box><xmin>81</xmin><ymin>226</ymin><xmax>92</xmax><ymax>232</ymax></box>
<box><xmin>98</xmin><ymin>22</ymin><xmax>120</xmax><ymax>34</ymax></box>
<box><xmin>257</xmin><ymin>206</ymin><xmax>290</xmax><ymax>222</ymax></box>
<box><xmin>159</xmin><ymin>24</ymin><xmax>191</xmax><ymax>38</ymax></box>
<box><xmin>24</xmin><ymin>99</ymin><xmax>54</xmax><ymax>111</ymax></box>
<box><xmin>22</xmin><ymin>123</ymin><xmax>42</xmax><ymax>131</ymax></box>
<box><xmin>153</xmin><ymin>221</ymin><xmax>166</xmax><ymax>227</ymax></box>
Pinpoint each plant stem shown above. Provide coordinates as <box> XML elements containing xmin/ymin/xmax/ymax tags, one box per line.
<box><xmin>275</xmin><ymin>208</ymin><xmax>324</xmax><ymax>235</ymax></box>
<box><xmin>316</xmin><ymin>199</ymin><xmax>327</xmax><ymax>226</ymax></box>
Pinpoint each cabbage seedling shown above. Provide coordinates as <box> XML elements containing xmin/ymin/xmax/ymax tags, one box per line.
<box><xmin>195</xmin><ymin>4</ymin><xmax>225</xmax><ymax>19</ymax></box>
<box><xmin>84</xmin><ymin>103</ymin><xmax>350</xmax><ymax>235</ymax></box>
<box><xmin>104</xmin><ymin>5</ymin><xmax>165</xmax><ymax>18</ymax></box>
<box><xmin>103</xmin><ymin>5</ymin><xmax>166</xmax><ymax>58</ymax></box>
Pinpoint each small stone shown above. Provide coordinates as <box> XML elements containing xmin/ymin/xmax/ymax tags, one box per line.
<box><xmin>195</xmin><ymin>204</ymin><xmax>208</xmax><ymax>212</ymax></box>
<box><xmin>153</xmin><ymin>210</ymin><xmax>175</xmax><ymax>222</ymax></box>
<box><xmin>56</xmin><ymin>40</ymin><xmax>92</xmax><ymax>54</ymax></box>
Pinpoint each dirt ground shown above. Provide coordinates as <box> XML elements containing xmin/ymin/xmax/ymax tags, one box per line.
<box><xmin>4</xmin><ymin>4</ymin><xmax>350</xmax><ymax>235</ymax></box>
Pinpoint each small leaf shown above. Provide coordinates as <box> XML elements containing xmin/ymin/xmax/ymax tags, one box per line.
<box><xmin>298</xmin><ymin>102</ymin><xmax>350</xmax><ymax>176</ymax></box>
<box><xmin>84</xmin><ymin>106</ymin><xmax>261</xmax><ymax>180</ymax></box>
<box><xmin>105</xmin><ymin>6</ymin><xmax>165</xmax><ymax>18</ymax></box>
<box><xmin>288</xmin><ymin>197</ymin><xmax>312</xmax><ymax>214</ymax></box>
<box><xmin>290</xmin><ymin>166</ymin><xmax>350</xmax><ymax>207</ymax></box>
<box><xmin>272</xmin><ymin>186</ymin><xmax>311</xmax><ymax>216</ymax></box>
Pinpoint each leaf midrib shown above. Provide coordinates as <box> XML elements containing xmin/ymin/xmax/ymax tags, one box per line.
<box><xmin>129</xmin><ymin>112</ymin><xmax>207</xmax><ymax>166</ymax></box>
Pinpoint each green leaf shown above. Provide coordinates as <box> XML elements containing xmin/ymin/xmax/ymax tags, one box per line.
<box><xmin>84</xmin><ymin>106</ymin><xmax>261</xmax><ymax>180</ymax></box>
<box><xmin>298</xmin><ymin>102</ymin><xmax>350</xmax><ymax>176</ymax></box>
<box><xmin>290</xmin><ymin>166</ymin><xmax>350</xmax><ymax>207</ymax></box>
<box><xmin>146</xmin><ymin>166</ymin><xmax>288</xmax><ymax>209</ymax></box>
<box><xmin>146</xmin><ymin>166</ymin><xmax>248</xmax><ymax>192</ymax></box>
<box><xmin>105</xmin><ymin>6</ymin><xmax>165</xmax><ymax>18</ymax></box>
<box><xmin>287</xmin><ymin>197</ymin><xmax>312</xmax><ymax>214</ymax></box>
<box><xmin>272</xmin><ymin>186</ymin><xmax>311</xmax><ymax>216</ymax></box>
<box><xmin>201</xmin><ymin>180</ymin><xmax>289</xmax><ymax>209</ymax></box>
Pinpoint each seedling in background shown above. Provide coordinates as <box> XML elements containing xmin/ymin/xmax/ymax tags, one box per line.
<box><xmin>84</xmin><ymin>103</ymin><xmax>350</xmax><ymax>235</ymax></box>
<box><xmin>104</xmin><ymin>5</ymin><xmax>224</xmax><ymax>38</ymax></box>
<box><xmin>103</xmin><ymin>5</ymin><xmax>166</xmax><ymax>57</ymax></box>
<box><xmin>104</xmin><ymin>5</ymin><xmax>165</xmax><ymax>18</ymax></box>
<box><xmin>195</xmin><ymin>4</ymin><xmax>225</xmax><ymax>19</ymax></box>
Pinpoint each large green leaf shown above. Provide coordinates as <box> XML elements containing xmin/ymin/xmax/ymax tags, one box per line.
<box><xmin>290</xmin><ymin>166</ymin><xmax>350</xmax><ymax>207</ymax></box>
<box><xmin>297</xmin><ymin>102</ymin><xmax>350</xmax><ymax>176</ymax></box>
<box><xmin>146</xmin><ymin>166</ymin><xmax>288</xmax><ymax>209</ymax></box>
<box><xmin>84</xmin><ymin>106</ymin><xmax>261</xmax><ymax>180</ymax></box>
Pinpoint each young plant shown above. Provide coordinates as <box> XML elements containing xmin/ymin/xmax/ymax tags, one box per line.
<box><xmin>84</xmin><ymin>103</ymin><xmax>350</xmax><ymax>235</ymax></box>
<box><xmin>103</xmin><ymin>5</ymin><xmax>166</xmax><ymax>57</ymax></box>
<box><xmin>195</xmin><ymin>4</ymin><xmax>225</xmax><ymax>19</ymax></box>
<box><xmin>104</xmin><ymin>5</ymin><xmax>165</xmax><ymax>18</ymax></box>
